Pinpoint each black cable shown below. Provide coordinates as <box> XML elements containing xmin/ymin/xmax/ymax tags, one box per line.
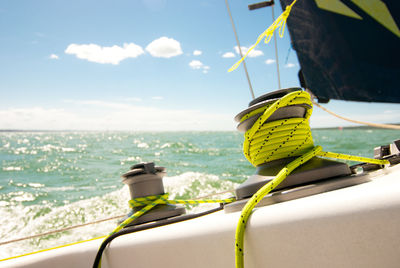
<box><xmin>92</xmin><ymin>205</ymin><xmax>224</xmax><ymax>268</ymax></box>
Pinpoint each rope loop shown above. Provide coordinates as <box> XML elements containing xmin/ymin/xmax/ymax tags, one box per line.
<box><xmin>129</xmin><ymin>194</ymin><xmax>169</xmax><ymax>208</ymax></box>
<box><xmin>108</xmin><ymin>195</ymin><xmax>236</xmax><ymax>237</ymax></box>
<box><xmin>228</xmin><ymin>0</ymin><xmax>298</xmax><ymax>72</ymax></box>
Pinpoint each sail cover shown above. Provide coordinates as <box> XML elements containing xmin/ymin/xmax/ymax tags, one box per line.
<box><xmin>279</xmin><ymin>0</ymin><xmax>400</xmax><ymax>103</ymax></box>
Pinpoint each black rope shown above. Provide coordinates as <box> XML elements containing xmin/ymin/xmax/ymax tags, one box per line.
<box><xmin>92</xmin><ymin>205</ymin><xmax>224</xmax><ymax>268</ymax></box>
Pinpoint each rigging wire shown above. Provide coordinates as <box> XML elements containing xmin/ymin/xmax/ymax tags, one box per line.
<box><xmin>225</xmin><ymin>0</ymin><xmax>255</xmax><ymax>99</ymax></box>
<box><xmin>0</xmin><ymin>215</ymin><xmax>125</xmax><ymax>247</ymax></box>
<box><xmin>271</xmin><ymin>5</ymin><xmax>282</xmax><ymax>89</ymax></box>
<box><xmin>248</xmin><ymin>0</ymin><xmax>282</xmax><ymax>89</ymax></box>
<box><xmin>313</xmin><ymin>100</ymin><xmax>400</xmax><ymax>130</ymax></box>
<box><xmin>307</xmin><ymin>90</ymin><xmax>400</xmax><ymax>130</ymax></box>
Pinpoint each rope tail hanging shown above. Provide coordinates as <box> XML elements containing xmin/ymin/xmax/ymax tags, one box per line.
<box><xmin>228</xmin><ymin>0</ymin><xmax>298</xmax><ymax>72</ymax></box>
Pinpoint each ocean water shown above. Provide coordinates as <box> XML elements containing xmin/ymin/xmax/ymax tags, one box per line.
<box><xmin>0</xmin><ymin>129</ymin><xmax>399</xmax><ymax>259</ymax></box>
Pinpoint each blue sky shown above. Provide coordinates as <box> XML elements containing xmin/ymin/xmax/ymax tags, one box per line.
<box><xmin>0</xmin><ymin>0</ymin><xmax>399</xmax><ymax>131</ymax></box>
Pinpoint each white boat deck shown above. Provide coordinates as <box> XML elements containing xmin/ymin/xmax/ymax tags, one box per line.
<box><xmin>2</xmin><ymin>164</ymin><xmax>400</xmax><ymax>268</ymax></box>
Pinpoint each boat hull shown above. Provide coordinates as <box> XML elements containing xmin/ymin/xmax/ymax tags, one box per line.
<box><xmin>2</xmin><ymin>165</ymin><xmax>400</xmax><ymax>268</ymax></box>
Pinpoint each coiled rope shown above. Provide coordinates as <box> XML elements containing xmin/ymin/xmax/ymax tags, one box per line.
<box><xmin>241</xmin><ymin>90</ymin><xmax>389</xmax><ymax>167</ymax></box>
<box><xmin>235</xmin><ymin>90</ymin><xmax>390</xmax><ymax>268</ymax></box>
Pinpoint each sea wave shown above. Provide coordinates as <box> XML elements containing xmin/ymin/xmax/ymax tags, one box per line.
<box><xmin>1</xmin><ymin>129</ymin><xmax>398</xmax><ymax>260</ymax></box>
<box><xmin>0</xmin><ymin>172</ymin><xmax>237</xmax><ymax>259</ymax></box>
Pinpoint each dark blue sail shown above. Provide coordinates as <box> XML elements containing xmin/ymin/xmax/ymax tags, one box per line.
<box><xmin>279</xmin><ymin>0</ymin><xmax>400</xmax><ymax>103</ymax></box>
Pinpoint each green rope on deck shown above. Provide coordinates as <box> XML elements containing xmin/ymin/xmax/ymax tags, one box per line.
<box><xmin>109</xmin><ymin>193</ymin><xmax>236</xmax><ymax>236</ymax></box>
<box><xmin>95</xmin><ymin>194</ymin><xmax>235</xmax><ymax>267</ymax></box>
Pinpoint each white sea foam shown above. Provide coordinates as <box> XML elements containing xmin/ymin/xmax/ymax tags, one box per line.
<box><xmin>14</xmin><ymin>147</ymin><xmax>28</xmax><ymax>154</ymax></box>
<box><xmin>2</xmin><ymin>166</ymin><xmax>23</xmax><ymax>171</ymax></box>
<box><xmin>40</xmin><ymin>144</ymin><xmax>59</xmax><ymax>152</ymax></box>
<box><xmin>160</xmin><ymin>143</ymin><xmax>171</xmax><ymax>148</ymax></box>
<box><xmin>120</xmin><ymin>156</ymin><xmax>142</xmax><ymax>165</ymax></box>
<box><xmin>164</xmin><ymin>172</ymin><xmax>238</xmax><ymax>213</ymax></box>
<box><xmin>17</xmin><ymin>138</ymin><xmax>30</xmax><ymax>144</ymax></box>
<box><xmin>38</xmin><ymin>144</ymin><xmax>75</xmax><ymax>153</ymax></box>
<box><xmin>28</xmin><ymin>183</ymin><xmax>45</xmax><ymax>188</ymax></box>
<box><xmin>11</xmin><ymin>192</ymin><xmax>36</xmax><ymax>202</ymax></box>
<box><xmin>43</xmin><ymin>186</ymin><xmax>75</xmax><ymax>192</ymax></box>
<box><xmin>0</xmin><ymin>172</ymin><xmax>237</xmax><ymax>259</ymax></box>
<box><xmin>137</xmin><ymin>142</ymin><xmax>149</xmax><ymax>149</ymax></box>
<box><xmin>61</xmin><ymin>147</ymin><xmax>76</xmax><ymax>152</ymax></box>
<box><xmin>0</xmin><ymin>186</ymin><xmax>130</xmax><ymax>259</ymax></box>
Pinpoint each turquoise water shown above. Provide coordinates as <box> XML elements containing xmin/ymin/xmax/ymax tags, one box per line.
<box><xmin>0</xmin><ymin>129</ymin><xmax>399</xmax><ymax>258</ymax></box>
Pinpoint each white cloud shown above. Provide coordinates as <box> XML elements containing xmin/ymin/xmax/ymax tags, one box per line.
<box><xmin>189</xmin><ymin>60</ymin><xmax>210</xmax><ymax>73</ymax></box>
<box><xmin>145</xmin><ymin>37</ymin><xmax>183</xmax><ymax>58</ymax></box>
<box><xmin>189</xmin><ymin>60</ymin><xmax>204</xmax><ymax>69</ymax></box>
<box><xmin>384</xmin><ymin>109</ymin><xmax>400</xmax><ymax>114</ymax></box>
<box><xmin>193</xmin><ymin>50</ymin><xmax>202</xmax><ymax>56</ymax></box>
<box><xmin>0</xmin><ymin>107</ymin><xmax>80</xmax><ymax>130</ymax></box>
<box><xmin>3</xmin><ymin>101</ymin><xmax>399</xmax><ymax>131</ymax></box>
<box><xmin>125</xmin><ymin>97</ymin><xmax>142</xmax><ymax>102</ymax></box>
<box><xmin>234</xmin><ymin>46</ymin><xmax>263</xmax><ymax>57</ymax></box>
<box><xmin>202</xmin><ymin>66</ymin><xmax>210</xmax><ymax>74</ymax></box>
<box><xmin>49</xmin><ymin>54</ymin><xmax>59</xmax><ymax>60</ymax></box>
<box><xmin>151</xmin><ymin>96</ymin><xmax>164</xmax><ymax>100</ymax></box>
<box><xmin>285</xmin><ymin>63</ymin><xmax>296</xmax><ymax>68</ymax></box>
<box><xmin>65</xmin><ymin>43</ymin><xmax>144</xmax><ymax>65</ymax></box>
<box><xmin>0</xmin><ymin>102</ymin><xmax>234</xmax><ymax>131</ymax></box>
<box><xmin>265</xmin><ymin>59</ymin><xmax>275</xmax><ymax>65</ymax></box>
<box><xmin>63</xmin><ymin>99</ymin><xmax>132</xmax><ymax>110</ymax></box>
<box><xmin>222</xmin><ymin>52</ymin><xmax>235</xmax><ymax>58</ymax></box>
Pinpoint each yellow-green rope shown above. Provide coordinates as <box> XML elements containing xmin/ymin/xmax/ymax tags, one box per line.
<box><xmin>228</xmin><ymin>0</ymin><xmax>298</xmax><ymax>72</ymax></box>
<box><xmin>235</xmin><ymin>146</ymin><xmax>322</xmax><ymax>267</ymax></box>
<box><xmin>108</xmin><ymin>193</ymin><xmax>235</xmax><ymax>235</ymax></box>
<box><xmin>231</xmin><ymin>1</ymin><xmax>390</xmax><ymax>265</ymax></box>
<box><xmin>235</xmin><ymin>90</ymin><xmax>390</xmax><ymax>268</ymax></box>
<box><xmin>242</xmin><ymin>90</ymin><xmax>390</xmax><ymax>168</ymax></box>
<box><xmin>96</xmin><ymin>194</ymin><xmax>235</xmax><ymax>267</ymax></box>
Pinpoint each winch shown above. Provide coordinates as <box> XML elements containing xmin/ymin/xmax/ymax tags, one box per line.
<box><xmin>233</xmin><ymin>88</ymin><xmax>352</xmax><ymax>200</ymax></box>
<box><xmin>121</xmin><ymin>162</ymin><xmax>185</xmax><ymax>226</ymax></box>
